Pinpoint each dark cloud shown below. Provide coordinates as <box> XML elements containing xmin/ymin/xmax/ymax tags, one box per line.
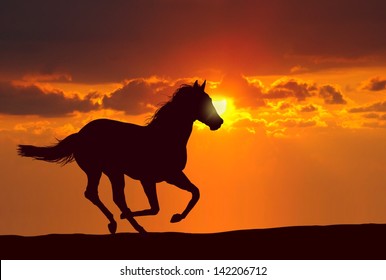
<box><xmin>0</xmin><ymin>82</ymin><xmax>97</xmax><ymax>116</ymax></box>
<box><xmin>264</xmin><ymin>79</ymin><xmax>317</xmax><ymax>101</ymax></box>
<box><xmin>279</xmin><ymin>102</ymin><xmax>293</xmax><ymax>110</ymax></box>
<box><xmin>349</xmin><ymin>101</ymin><xmax>386</xmax><ymax>113</ymax></box>
<box><xmin>1</xmin><ymin>0</ymin><xmax>385</xmax><ymax>82</ymax></box>
<box><xmin>362</xmin><ymin>113</ymin><xmax>386</xmax><ymax>120</ymax></box>
<box><xmin>319</xmin><ymin>85</ymin><xmax>347</xmax><ymax>104</ymax></box>
<box><xmin>362</xmin><ymin>113</ymin><xmax>379</xmax><ymax>119</ymax></box>
<box><xmin>102</xmin><ymin>79</ymin><xmax>165</xmax><ymax>115</ymax></box>
<box><xmin>299</xmin><ymin>104</ymin><xmax>318</xmax><ymax>112</ymax></box>
<box><xmin>102</xmin><ymin>78</ymin><xmax>192</xmax><ymax>115</ymax></box>
<box><xmin>254</xmin><ymin>78</ymin><xmax>347</xmax><ymax>105</ymax></box>
<box><xmin>361</xmin><ymin>77</ymin><xmax>386</xmax><ymax>91</ymax></box>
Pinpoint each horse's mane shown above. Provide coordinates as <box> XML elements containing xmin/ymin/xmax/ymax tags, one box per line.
<box><xmin>147</xmin><ymin>84</ymin><xmax>193</xmax><ymax>127</ymax></box>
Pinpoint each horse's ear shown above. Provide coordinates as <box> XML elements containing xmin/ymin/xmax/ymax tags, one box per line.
<box><xmin>193</xmin><ymin>80</ymin><xmax>199</xmax><ymax>88</ymax></box>
<box><xmin>201</xmin><ymin>80</ymin><xmax>206</xmax><ymax>91</ymax></box>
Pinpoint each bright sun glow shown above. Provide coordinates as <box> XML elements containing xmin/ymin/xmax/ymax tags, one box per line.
<box><xmin>213</xmin><ymin>99</ymin><xmax>227</xmax><ymax>115</ymax></box>
<box><xmin>195</xmin><ymin>97</ymin><xmax>237</xmax><ymax>130</ymax></box>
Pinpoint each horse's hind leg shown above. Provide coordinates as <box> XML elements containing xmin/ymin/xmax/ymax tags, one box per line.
<box><xmin>166</xmin><ymin>171</ymin><xmax>200</xmax><ymax>223</ymax></box>
<box><xmin>131</xmin><ymin>180</ymin><xmax>159</xmax><ymax>217</ymax></box>
<box><xmin>107</xmin><ymin>172</ymin><xmax>146</xmax><ymax>234</ymax></box>
<box><xmin>84</xmin><ymin>171</ymin><xmax>117</xmax><ymax>234</ymax></box>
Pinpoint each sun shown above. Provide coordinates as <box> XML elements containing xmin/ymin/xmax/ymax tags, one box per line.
<box><xmin>213</xmin><ymin>99</ymin><xmax>227</xmax><ymax>115</ymax></box>
<box><xmin>196</xmin><ymin>97</ymin><xmax>236</xmax><ymax>130</ymax></box>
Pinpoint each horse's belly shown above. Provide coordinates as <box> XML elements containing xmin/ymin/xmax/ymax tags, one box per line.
<box><xmin>122</xmin><ymin>150</ymin><xmax>187</xmax><ymax>182</ymax></box>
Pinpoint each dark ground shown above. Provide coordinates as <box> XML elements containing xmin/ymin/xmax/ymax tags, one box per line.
<box><xmin>1</xmin><ymin>224</ymin><xmax>386</xmax><ymax>260</ymax></box>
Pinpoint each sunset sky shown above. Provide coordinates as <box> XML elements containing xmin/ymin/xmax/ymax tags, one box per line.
<box><xmin>1</xmin><ymin>0</ymin><xmax>386</xmax><ymax>235</ymax></box>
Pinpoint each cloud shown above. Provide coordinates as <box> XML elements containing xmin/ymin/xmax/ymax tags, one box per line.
<box><xmin>361</xmin><ymin>77</ymin><xmax>386</xmax><ymax>91</ymax></box>
<box><xmin>102</xmin><ymin>77</ymin><xmax>194</xmax><ymax>115</ymax></box>
<box><xmin>0</xmin><ymin>82</ymin><xmax>98</xmax><ymax>116</ymax></box>
<box><xmin>299</xmin><ymin>104</ymin><xmax>318</xmax><ymax>112</ymax></box>
<box><xmin>246</xmin><ymin>77</ymin><xmax>347</xmax><ymax>105</ymax></box>
<box><xmin>319</xmin><ymin>85</ymin><xmax>347</xmax><ymax>104</ymax></box>
<box><xmin>277</xmin><ymin>102</ymin><xmax>293</xmax><ymax>110</ymax></box>
<box><xmin>102</xmin><ymin>79</ymin><xmax>164</xmax><ymax>115</ymax></box>
<box><xmin>362</xmin><ymin>113</ymin><xmax>386</xmax><ymax>120</ymax></box>
<box><xmin>349</xmin><ymin>101</ymin><xmax>386</xmax><ymax>113</ymax></box>
<box><xmin>362</xmin><ymin>113</ymin><xmax>379</xmax><ymax>119</ymax></box>
<box><xmin>264</xmin><ymin>78</ymin><xmax>317</xmax><ymax>101</ymax></box>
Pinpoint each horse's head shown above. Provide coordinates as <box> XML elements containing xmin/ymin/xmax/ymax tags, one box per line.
<box><xmin>191</xmin><ymin>80</ymin><xmax>223</xmax><ymax>130</ymax></box>
<box><xmin>150</xmin><ymin>81</ymin><xmax>224</xmax><ymax>130</ymax></box>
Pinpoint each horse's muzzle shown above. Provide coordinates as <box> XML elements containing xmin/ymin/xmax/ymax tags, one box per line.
<box><xmin>210</xmin><ymin>118</ymin><xmax>224</xmax><ymax>131</ymax></box>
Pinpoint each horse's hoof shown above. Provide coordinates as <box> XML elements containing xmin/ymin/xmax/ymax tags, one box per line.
<box><xmin>170</xmin><ymin>213</ymin><xmax>183</xmax><ymax>223</ymax></box>
<box><xmin>124</xmin><ymin>216</ymin><xmax>147</xmax><ymax>234</ymax></box>
<box><xmin>108</xmin><ymin>221</ymin><xmax>117</xmax><ymax>234</ymax></box>
<box><xmin>130</xmin><ymin>221</ymin><xmax>147</xmax><ymax>234</ymax></box>
<box><xmin>136</xmin><ymin>225</ymin><xmax>147</xmax><ymax>234</ymax></box>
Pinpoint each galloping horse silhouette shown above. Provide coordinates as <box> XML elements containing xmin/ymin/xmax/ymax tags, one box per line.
<box><xmin>18</xmin><ymin>80</ymin><xmax>223</xmax><ymax>234</ymax></box>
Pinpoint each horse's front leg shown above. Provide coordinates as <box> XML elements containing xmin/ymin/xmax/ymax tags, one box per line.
<box><xmin>166</xmin><ymin>172</ymin><xmax>200</xmax><ymax>223</ymax></box>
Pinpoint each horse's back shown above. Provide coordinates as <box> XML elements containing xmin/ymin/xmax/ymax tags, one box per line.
<box><xmin>80</xmin><ymin>118</ymin><xmax>141</xmax><ymax>133</ymax></box>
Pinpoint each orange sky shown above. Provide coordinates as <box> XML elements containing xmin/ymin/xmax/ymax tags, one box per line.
<box><xmin>1</xmin><ymin>0</ymin><xmax>386</xmax><ymax>235</ymax></box>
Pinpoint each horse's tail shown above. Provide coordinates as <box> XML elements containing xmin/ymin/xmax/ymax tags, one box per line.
<box><xmin>17</xmin><ymin>133</ymin><xmax>79</xmax><ymax>166</ymax></box>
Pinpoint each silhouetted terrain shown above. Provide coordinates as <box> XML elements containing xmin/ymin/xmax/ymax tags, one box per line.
<box><xmin>1</xmin><ymin>224</ymin><xmax>386</xmax><ymax>260</ymax></box>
